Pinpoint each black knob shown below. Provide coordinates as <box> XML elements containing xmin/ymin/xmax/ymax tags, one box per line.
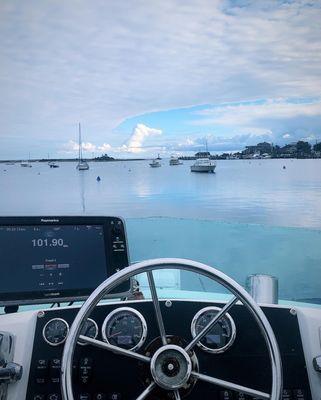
<box><xmin>313</xmin><ymin>355</ymin><xmax>321</xmax><ymax>372</ymax></box>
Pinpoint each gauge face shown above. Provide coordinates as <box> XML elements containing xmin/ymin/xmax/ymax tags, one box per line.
<box><xmin>43</xmin><ymin>318</ymin><xmax>69</xmax><ymax>346</ymax></box>
<box><xmin>102</xmin><ymin>307</ymin><xmax>147</xmax><ymax>351</ymax></box>
<box><xmin>191</xmin><ymin>306</ymin><xmax>236</xmax><ymax>353</ymax></box>
<box><xmin>77</xmin><ymin>318</ymin><xmax>98</xmax><ymax>345</ymax></box>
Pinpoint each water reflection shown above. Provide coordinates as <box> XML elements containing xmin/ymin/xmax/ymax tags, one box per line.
<box><xmin>1</xmin><ymin>159</ymin><xmax>321</xmax><ymax>228</ymax></box>
<box><xmin>78</xmin><ymin>171</ymin><xmax>86</xmax><ymax>213</ymax></box>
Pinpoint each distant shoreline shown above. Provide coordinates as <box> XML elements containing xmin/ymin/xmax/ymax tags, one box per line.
<box><xmin>1</xmin><ymin>156</ymin><xmax>321</xmax><ymax>164</ymax></box>
<box><xmin>0</xmin><ymin>158</ymin><xmax>146</xmax><ymax>163</ymax></box>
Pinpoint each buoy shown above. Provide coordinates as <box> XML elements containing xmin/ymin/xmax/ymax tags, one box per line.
<box><xmin>96</xmin><ymin>176</ymin><xmax>101</xmax><ymax>182</ymax></box>
<box><xmin>283</xmin><ymin>165</ymin><xmax>286</xmax><ymax>169</ymax></box>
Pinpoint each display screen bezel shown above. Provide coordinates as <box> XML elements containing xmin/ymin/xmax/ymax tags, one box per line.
<box><xmin>0</xmin><ymin>216</ymin><xmax>130</xmax><ymax>306</ymax></box>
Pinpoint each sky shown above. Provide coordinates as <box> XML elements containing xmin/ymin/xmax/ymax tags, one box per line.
<box><xmin>0</xmin><ymin>0</ymin><xmax>321</xmax><ymax>159</ymax></box>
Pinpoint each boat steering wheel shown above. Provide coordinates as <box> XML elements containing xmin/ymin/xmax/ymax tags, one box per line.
<box><xmin>61</xmin><ymin>258</ymin><xmax>282</xmax><ymax>400</ymax></box>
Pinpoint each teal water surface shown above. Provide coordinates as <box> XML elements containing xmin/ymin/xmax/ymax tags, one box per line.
<box><xmin>1</xmin><ymin>159</ymin><xmax>321</xmax><ymax>304</ymax></box>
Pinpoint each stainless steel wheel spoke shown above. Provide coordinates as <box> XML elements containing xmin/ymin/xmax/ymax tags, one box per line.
<box><xmin>136</xmin><ymin>382</ymin><xmax>156</xmax><ymax>400</ymax></box>
<box><xmin>191</xmin><ymin>371</ymin><xmax>270</xmax><ymax>400</ymax></box>
<box><xmin>147</xmin><ymin>270</ymin><xmax>167</xmax><ymax>346</ymax></box>
<box><xmin>78</xmin><ymin>335</ymin><xmax>150</xmax><ymax>363</ymax></box>
<box><xmin>185</xmin><ymin>296</ymin><xmax>238</xmax><ymax>352</ymax></box>
<box><xmin>173</xmin><ymin>390</ymin><xmax>181</xmax><ymax>400</ymax></box>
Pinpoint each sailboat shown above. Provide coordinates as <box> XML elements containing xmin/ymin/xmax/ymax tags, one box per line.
<box><xmin>76</xmin><ymin>123</ymin><xmax>89</xmax><ymax>171</ymax></box>
<box><xmin>21</xmin><ymin>153</ymin><xmax>32</xmax><ymax>167</ymax></box>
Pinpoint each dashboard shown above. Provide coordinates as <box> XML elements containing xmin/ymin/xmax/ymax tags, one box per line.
<box><xmin>21</xmin><ymin>299</ymin><xmax>312</xmax><ymax>400</ymax></box>
<box><xmin>0</xmin><ymin>216</ymin><xmax>320</xmax><ymax>400</ymax></box>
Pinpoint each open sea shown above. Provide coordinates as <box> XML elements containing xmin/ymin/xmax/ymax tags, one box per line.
<box><xmin>1</xmin><ymin>158</ymin><xmax>321</xmax><ymax>301</ymax></box>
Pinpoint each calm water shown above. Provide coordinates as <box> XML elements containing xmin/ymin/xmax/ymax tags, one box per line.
<box><xmin>1</xmin><ymin>159</ymin><xmax>321</xmax><ymax>301</ymax></box>
<box><xmin>1</xmin><ymin>159</ymin><xmax>321</xmax><ymax>228</ymax></box>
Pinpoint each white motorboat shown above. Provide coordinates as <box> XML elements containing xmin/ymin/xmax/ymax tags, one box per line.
<box><xmin>149</xmin><ymin>159</ymin><xmax>161</xmax><ymax>167</ymax></box>
<box><xmin>191</xmin><ymin>158</ymin><xmax>216</xmax><ymax>173</ymax></box>
<box><xmin>169</xmin><ymin>156</ymin><xmax>182</xmax><ymax>166</ymax></box>
<box><xmin>48</xmin><ymin>162</ymin><xmax>59</xmax><ymax>168</ymax></box>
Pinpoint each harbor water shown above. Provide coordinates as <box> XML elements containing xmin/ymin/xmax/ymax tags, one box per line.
<box><xmin>1</xmin><ymin>158</ymin><xmax>321</xmax><ymax>302</ymax></box>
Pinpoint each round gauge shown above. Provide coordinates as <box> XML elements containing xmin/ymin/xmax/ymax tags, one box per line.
<box><xmin>77</xmin><ymin>318</ymin><xmax>98</xmax><ymax>346</ymax></box>
<box><xmin>191</xmin><ymin>306</ymin><xmax>236</xmax><ymax>354</ymax></box>
<box><xmin>43</xmin><ymin>318</ymin><xmax>69</xmax><ymax>346</ymax></box>
<box><xmin>102</xmin><ymin>307</ymin><xmax>147</xmax><ymax>351</ymax></box>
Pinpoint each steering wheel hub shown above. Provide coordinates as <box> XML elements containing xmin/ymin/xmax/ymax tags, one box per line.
<box><xmin>150</xmin><ymin>345</ymin><xmax>192</xmax><ymax>390</ymax></box>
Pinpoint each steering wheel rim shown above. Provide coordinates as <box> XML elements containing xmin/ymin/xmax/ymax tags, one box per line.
<box><xmin>61</xmin><ymin>258</ymin><xmax>282</xmax><ymax>400</ymax></box>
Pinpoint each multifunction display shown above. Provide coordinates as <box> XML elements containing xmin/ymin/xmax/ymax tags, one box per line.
<box><xmin>0</xmin><ymin>224</ymin><xmax>108</xmax><ymax>294</ymax></box>
<box><xmin>0</xmin><ymin>216</ymin><xmax>130</xmax><ymax>305</ymax></box>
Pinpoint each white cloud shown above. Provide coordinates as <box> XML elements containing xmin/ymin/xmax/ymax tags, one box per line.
<box><xmin>192</xmin><ymin>99</ymin><xmax>321</xmax><ymax>131</ymax></box>
<box><xmin>98</xmin><ymin>143</ymin><xmax>112</xmax><ymax>152</ymax></box>
<box><xmin>82</xmin><ymin>142</ymin><xmax>96</xmax><ymax>152</ymax></box>
<box><xmin>61</xmin><ymin>139</ymin><xmax>111</xmax><ymax>154</ymax></box>
<box><xmin>1</xmin><ymin>1</ymin><xmax>321</xmax><ymax>157</ymax></box>
<box><xmin>61</xmin><ymin>140</ymin><xmax>80</xmax><ymax>153</ymax></box>
<box><xmin>122</xmin><ymin>124</ymin><xmax>162</xmax><ymax>153</ymax></box>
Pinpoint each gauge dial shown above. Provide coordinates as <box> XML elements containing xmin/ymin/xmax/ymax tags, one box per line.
<box><xmin>102</xmin><ymin>307</ymin><xmax>147</xmax><ymax>351</ymax></box>
<box><xmin>43</xmin><ymin>318</ymin><xmax>69</xmax><ymax>346</ymax></box>
<box><xmin>191</xmin><ymin>306</ymin><xmax>236</xmax><ymax>353</ymax></box>
<box><xmin>77</xmin><ymin>318</ymin><xmax>98</xmax><ymax>345</ymax></box>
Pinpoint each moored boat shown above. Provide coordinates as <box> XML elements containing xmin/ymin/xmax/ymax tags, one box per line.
<box><xmin>20</xmin><ymin>161</ymin><xmax>32</xmax><ymax>168</ymax></box>
<box><xmin>76</xmin><ymin>123</ymin><xmax>89</xmax><ymax>171</ymax></box>
<box><xmin>48</xmin><ymin>161</ymin><xmax>59</xmax><ymax>168</ymax></box>
<box><xmin>149</xmin><ymin>159</ymin><xmax>161</xmax><ymax>168</ymax></box>
<box><xmin>190</xmin><ymin>158</ymin><xmax>216</xmax><ymax>173</ymax></box>
<box><xmin>169</xmin><ymin>156</ymin><xmax>182</xmax><ymax>166</ymax></box>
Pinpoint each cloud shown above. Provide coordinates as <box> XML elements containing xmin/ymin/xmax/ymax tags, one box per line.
<box><xmin>173</xmin><ymin>132</ymin><xmax>271</xmax><ymax>153</ymax></box>
<box><xmin>82</xmin><ymin>142</ymin><xmax>96</xmax><ymax>152</ymax></box>
<box><xmin>59</xmin><ymin>124</ymin><xmax>162</xmax><ymax>156</ymax></box>
<box><xmin>60</xmin><ymin>139</ymin><xmax>111</xmax><ymax>154</ymax></box>
<box><xmin>98</xmin><ymin>143</ymin><xmax>112</xmax><ymax>152</ymax></box>
<box><xmin>122</xmin><ymin>124</ymin><xmax>162</xmax><ymax>153</ymax></box>
<box><xmin>1</xmin><ymin>1</ymin><xmax>321</xmax><ymax>157</ymax></box>
<box><xmin>192</xmin><ymin>98</ymin><xmax>321</xmax><ymax>127</ymax></box>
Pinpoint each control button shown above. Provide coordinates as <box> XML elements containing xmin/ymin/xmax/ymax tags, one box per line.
<box><xmin>112</xmin><ymin>222</ymin><xmax>122</xmax><ymax>234</ymax></box>
<box><xmin>79</xmin><ymin>394</ymin><xmax>91</xmax><ymax>400</ymax></box>
<box><xmin>33</xmin><ymin>395</ymin><xmax>45</xmax><ymax>400</ymax></box>
<box><xmin>220</xmin><ymin>390</ymin><xmax>233</xmax><ymax>400</ymax></box>
<box><xmin>49</xmin><ymin>358</ymin><xmax>61</xmax><ymax>383</ymax></box>
<box><xmin>94</xmin><ymin>394</ymin><xmax>107</xmax><ymax>400</ymax></box>
<box><xmin>108</xmin><ymin>393</ymin><xmax>121</xmax><ymax>400</ymax></box>
<box><xmin>36</xmin><ymin>359</ymin><xmax>48</xmax><ymax>371</ymax></box>
<box><xmin>79</xmin><ymin>357</ymin><xmax>93</xmax><ymax>384</ymax></box>
<box><xmin>313</xmin><ymin>355</ymin><xmax>321</xmax><ymax>372</ymax></box>
<box><xmin>235</xmin><ymin>392</ymin><xmax>247</xmax><ymax>400</ymax></box>
<box><xmin>282</xmin><ymin>389</ymin><xmax>292</xmax><ymax>400</ymax></box>
<box><xmin>35</xmin><ymin>377</ymin><xmax>46</xmax><ymax>384</ymax></box>
<box><xmin>35</xmin><ymin>359</ymin><xmax>48</xmax><ymax>383</ymax></box>
<box><xmin>293</xmin><ymin>389</ymin><xmax>306</xmax><ymax>400</ymax></box>
<box><xmin>47</xmin><ymin>394</ymin><xmax>61</xmax><ymax>400</ymax></box>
